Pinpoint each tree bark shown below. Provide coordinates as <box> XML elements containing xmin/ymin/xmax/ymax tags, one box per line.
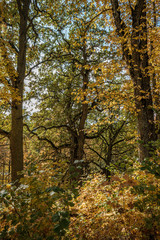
<box><xmin>110</xmin><ymin>0</ymin><xmax>157</xmax><ymax>161</ymax></box>
<box><xmin>69</xmin><ymin>70</ymin><xmax>89</xmax><ymax>181</ymax></box>
<box><xmin>10</xmin><ymin>0</ymin><xmax>31</xmax><ymax>183</ymax></box>
<box><xmin>77</xmin><ymin>69</ymin><xmax>89</xmax><ymax>161</ymax></box>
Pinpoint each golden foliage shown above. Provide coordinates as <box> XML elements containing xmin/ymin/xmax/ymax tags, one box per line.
<box><xmin>68</xmin><ymin>165</ymin><xmax>160</xmax><ymax>239</ymax></box>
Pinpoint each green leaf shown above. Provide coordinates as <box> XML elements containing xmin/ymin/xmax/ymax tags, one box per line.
<box><xmin>59</xmin><ymin>218</ymin><xmax>70</xmax><ymax>229</ymax></box>
<box><xmin>54</xmin><ymin>224</ymin><xmax>61</xmax><ymax>233</ymax></box>
<box><xmin>52</xmin><ymin>213</ymin><xmax>60</xmax><ymax>222</ymax></box>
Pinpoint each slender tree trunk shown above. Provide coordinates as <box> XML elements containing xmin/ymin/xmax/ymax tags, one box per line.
<box><xmin>69</xmin><ymin>67</ymin><xmax>89</xmax><ymax>181</ymax></box>
<box><xmin>10</xmin><ymin>0</ymin><xmax>31</xmax><ymax>183</ymax></box>
<box><xmin>10</xmin><ymin>102</ymin><xmax>23</xmax><ymax>182</ymax></box>
<box><xmin>77</xmin><ymin>77</ymin><xmax>88</xmax><ymax>161</ymax></box>
<box><xmin>76</xmin><ymin>41</ymin><xmax>89</xmax><ymax>161</ymax></box>
<box><xmin>151</xmin><ymin>1</ymin><xmax>160</xmax><ymax>136</ymax></box>
<box><xmin>70</xmin><ymin>72</ymin><xmax>89</xmax><ymax>180</ymax></box>
<box><xmin>70</xmin><ymin>135</ymin><xmax>78</xmax><ymax>164</ymax></box>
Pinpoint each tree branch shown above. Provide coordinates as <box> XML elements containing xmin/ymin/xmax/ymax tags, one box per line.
<box><xmin>16</xmin><ymin>0</ymin><xmax>22</xmax><ymax>13</ymax></box>
<box><xmin>24</xmin><ymin>124</ymin><xmax>58</xmax><ymax>151</ymax></box>
<box><xmin>86</xmin><ymin>143</ymin><xmax>106</xmax><ymax>162</ymax></box>
<box><xmin>112</xmin><ymin>137</ymin><xmax>134</xmax><ymax>146</ymax></box>
<box><xmin>110</xmin><ymin>0</ymin><xmax>132</xmax><ymax>65</ymax></box>
<box><xmin>24</xmin><ymin>124</ymin><xmax>71</xmax><ymax>150</ymax></box>
<box><xmin>0</xmin><ymin>128</ymin><xmax>10</xmax><ymax>139</ymax></box>
<box><xmin>91</xmin><ymin>160</ymin><xmax>105</xmax><ymax>171</ymax></box>
<box><xmin>25</xmin><ymin>57</ymin><xmax>53</xmax><ymax>77</ymax></box>
<box><xmin>85</xmin><ymin>126</ymin><xmax>108</xmax><ymax>139</ymax></box>
<box><xmin>85</xmin><ymin>8</ymin><xmax>111</xmax><ymax>30</ymax></box>
<box><xmin>111</xmin><ymin>121</ymin><xmax>126</xmax><ymax>143</ymax></box>
<box><xmin>8</xmin><ymin>40</ymin><xmax>19</xmax><ymax>54</ymax></box>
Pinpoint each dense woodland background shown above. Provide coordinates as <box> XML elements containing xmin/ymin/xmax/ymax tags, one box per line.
<box><xmin>0</xmin><ymin>0</ymin><xmax>160</xmax><ymax>239</ymax></box>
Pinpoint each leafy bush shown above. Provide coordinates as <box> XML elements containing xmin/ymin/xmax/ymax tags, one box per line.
<box><xmin>68</xmin><ymin>163</ymin><xmax>160</xmax><ymax>240</ymax></box>
<box><xmin>1</xmin><ymin>159</ymin><xmax>160</xmax><ymax>240</ymax></box>
<box><xmin>0</xmin><ymin>162</ymin><xmax>73</xmax><ymax>240</ymax></box>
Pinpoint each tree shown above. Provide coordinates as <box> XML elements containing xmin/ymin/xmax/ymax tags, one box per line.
<box><xmin>0</xmin><ymin>0</ymin><xmax>31</xmax><ymax>182</ymax></box>
<box><xmin>110</xmin><ymin>0</ymin><xmax>159</xmax><ymax>160</ymax></box>
<box><xmin>86</xmin><ymin>119</ymin><xmax>136</xmax><ymax>177</ymax></box>
<box><xmin>25</xmin><ymin>0</ymin><xmax>118</xmax><ymax>181</ymax></box>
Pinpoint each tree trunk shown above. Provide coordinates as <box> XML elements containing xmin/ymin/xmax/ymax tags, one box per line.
<box><xmin>110</xmin><ymin>0</ymin><xmax>157</xmax><ymax>160</ymax></box>
<box><xmin>70</xmin><ymin>70</ymin><xmax>89</xmax><ymax>181</ymax></box>
<box><xmin>10</xmin><ymin>0</ymin><xmax>31</xmax><ymax>183</ymax></box>
<box><xmin>10</xmin><ymin>101</ymin><xmax>24</xmax><ymax>182</ymax></box>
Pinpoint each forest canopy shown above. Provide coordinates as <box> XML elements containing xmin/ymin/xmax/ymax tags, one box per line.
<box><xmin>0</xmin><ymin>0</ymin><xmax>160</xmax><ymax>239</ymax></box>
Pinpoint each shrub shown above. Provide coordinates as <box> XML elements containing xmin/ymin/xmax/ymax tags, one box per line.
<box><xmin>68</xmin><ymin>163</ymin><xmax>160</xmax><ymax>239</ymax></box>
<box><xmin>0</xmin><ymin>162</ymin><xmax>73</xmax><ymax>240</ymax></box>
